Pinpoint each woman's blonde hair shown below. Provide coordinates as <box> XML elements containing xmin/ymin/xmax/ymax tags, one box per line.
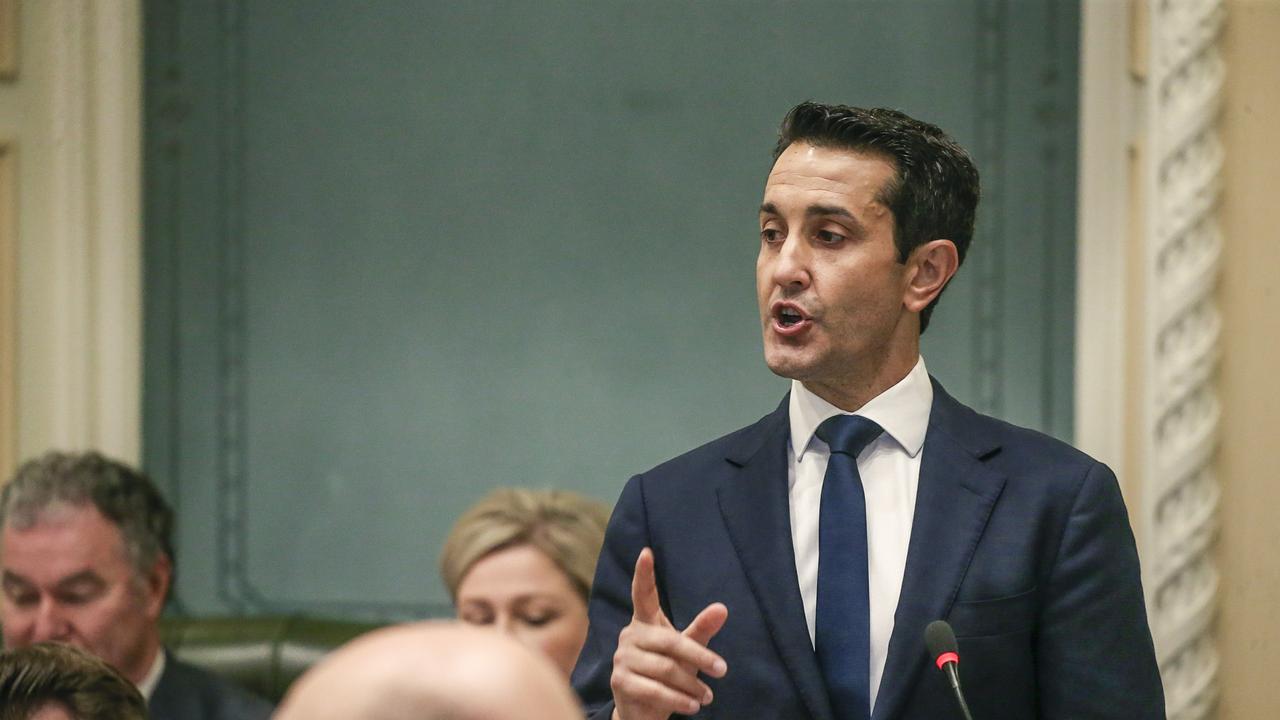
<box><xmin>440</xmin><ymin>488</ymin><xmax>611</xmax><ymax>603</ymax></box>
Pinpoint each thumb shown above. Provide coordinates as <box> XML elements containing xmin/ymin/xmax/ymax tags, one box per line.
<box><xmin>682</xmin><ymin>602</ymin><xmax>728</xmax><ymax>646</ymax></box>
<box><xmin>630</xmin><ymin>548</ymin><xmax>670</xmax><ymax>627</ymax></box>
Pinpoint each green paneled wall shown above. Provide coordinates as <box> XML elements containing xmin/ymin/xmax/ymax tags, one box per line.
<box><xmin>144</xmin><ymin>0</ymin><xmax>1078</xmax><ymax>619</ymax></box>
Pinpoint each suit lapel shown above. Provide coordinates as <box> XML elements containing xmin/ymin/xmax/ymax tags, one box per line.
<box><xmin>871</xmin><ymin>383</ymin><xmax>1006</xmax><ymax>720</ymax></box>
<box><xmin>147</xmin><ymin>656</ymin><xmax>197</xmax><ymax>720</ymax></box>
<box><xmin>716</xmin><ymin>397</ymin><xmax>834</xmax><ymax>720</ymax></box>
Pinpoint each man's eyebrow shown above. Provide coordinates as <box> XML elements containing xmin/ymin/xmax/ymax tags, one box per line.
<box><xmin>806</xmin><ymin>204</ymin><xmax>868</xmax><ymax>237</ymax></box>
<box><xmin>1</xmin><ymin>570</ymin><xmax>32</xmax><ymax>587</ymax></box>
<box><xmin>1</xmin><ymin>569</ymin><xmax>104</xmax><ymax>590</ymax></box>
<box><xmin>759</xmin><ymin>202</ymin><xmax>863</xmax><ymax>223</ymax></box>
<box><xmin>804</xmin><ymin>203</ymin><xmax>856</xmax><ymax>221</ymax></box>
<box><xmin>53</xmin><ymin>570</ymin><xmax>105</xmax><ymax>590</ymax></box>
<box><xmin>759</xmin><ymin>202</ymin><xmax>869</xmax><ymax>240</ymax></box>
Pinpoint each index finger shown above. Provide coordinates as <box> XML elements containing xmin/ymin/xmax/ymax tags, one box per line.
<box><xmin>630</xmin><ymin>547</ymin><xmax>668</xmax><ymax>626</ymax></box>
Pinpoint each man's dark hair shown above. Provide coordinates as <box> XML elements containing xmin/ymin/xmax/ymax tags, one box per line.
<box><xmin>773</xmin><ymin>101</ymin><xmax>981</xmax><ymax>333</ymax></box>
<box><xmin>0</xmin><ymin>642</ymin><xmax>148</xmax><ymax>720</ymax></box>
<box><xmin>0</xmin><ymin>451</ymin><xmax>175</xmax><ymax>584</ymax></box>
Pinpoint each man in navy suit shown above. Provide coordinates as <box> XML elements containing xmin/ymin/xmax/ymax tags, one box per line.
<box><xmin>571</xmin><ymin>102</ymin><xmax>1164</xmax><ymax>720</ymax></box>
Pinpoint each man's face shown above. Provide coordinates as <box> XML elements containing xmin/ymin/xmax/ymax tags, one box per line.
<box><xmin>0</xmin><ymin>504</ymin><xmax>168</xmax><ymax>685</ymax></box>
<box><xmin>757</xmin><ymin>142</ymin><xmax>914</xmax><ymax>401</ymax></box>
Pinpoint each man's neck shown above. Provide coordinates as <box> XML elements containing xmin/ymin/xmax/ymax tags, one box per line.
<box><xmin>135</xmin><ymin>645</ymin><xmax>167</xmax><ymax>700</ymax></box>
<box><xmin>801</xmin><ymin>348</ymin><xmax>920</xmax><ymax>412</ymax></box>
<box><xmin>123</xmin><ymin>634</ymin><xmax>164</xmax><ymax>687</ymax></box>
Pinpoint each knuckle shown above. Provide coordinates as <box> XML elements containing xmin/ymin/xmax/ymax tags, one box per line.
<box><xmin>652</xmin><ymin>631</ymin><xmax>677</xmax><ymax>651</ymax></box>
<box><xmin>658</xmin><ymin>656</ymin><xmax>681</xmax><ymax>677</ymax></box>
<box><xmin>611</xmin><ymin>672</ymin><xmax>639</xmax><ymax>698</ymax></box>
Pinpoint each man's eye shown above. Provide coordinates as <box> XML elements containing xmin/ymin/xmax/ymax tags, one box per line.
<box><xmin>6</xmin><ymin>591</ymin><xmax>38</xmax><ymax>607</ymax></box>
<box><xmin>816</xmin><ymin>230</ymin><xmax>846</xmax><ymax>245</ymax></box>
<box><xmin>760</xmin><ymin>228</ymin><xmax>783</xmax><ymax>244</ymax></box>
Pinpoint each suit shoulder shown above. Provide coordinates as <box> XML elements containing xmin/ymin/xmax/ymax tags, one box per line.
<box><xmin>934</xmin><ymin>391</ymin><xmax>1106</xmax><ymax>477</ymax></box>
<box><xmin>153</xmin><ymin>657</ymin><xmax>275</xmax><ymax>720</ymax></box>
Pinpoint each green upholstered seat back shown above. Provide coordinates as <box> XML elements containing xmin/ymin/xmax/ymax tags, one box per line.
<box><xmin>159</xmin><ymin>615</ymin><xmax>383</xmax><ymax>703</ymax></box>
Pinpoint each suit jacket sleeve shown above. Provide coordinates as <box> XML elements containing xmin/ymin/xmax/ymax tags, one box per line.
<box><xmin>1035</xmin><ymin>461</ymin><xmax>1165</xmax><ymax>719</ymax></box>
<box><xmin>572</xmin><ymin>474</ymin><xmax>654</xmax><ymax>720</ymax></box>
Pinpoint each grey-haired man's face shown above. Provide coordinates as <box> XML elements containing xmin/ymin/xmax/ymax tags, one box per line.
<box><xmin>0</xmin><ymin>504</ymin><xmax>169</xmax><ymax>685</ymax></box>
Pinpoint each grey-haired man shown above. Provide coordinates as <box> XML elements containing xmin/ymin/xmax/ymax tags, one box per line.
<box><xmin>0</xmin><ymin>451</ymin><xmax>272</xmax><ymax>720</ymax></box>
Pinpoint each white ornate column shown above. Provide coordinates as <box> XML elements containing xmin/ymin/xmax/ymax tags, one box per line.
<box><xmin>9</xmin><ymin>0</ymin><xmax>142</xmax><ymax>465</ymax></box>
<box><xmin>1140</xmin><ymin>2</ymin><xmax>1224</xmax><ymax>718</ymax></box>
<box><xmin>1077</xmin><ymin>1</ymin><xmax>1223</xmax><ymax>718</ymax></box>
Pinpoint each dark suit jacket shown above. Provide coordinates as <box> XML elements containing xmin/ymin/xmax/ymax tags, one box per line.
<box><xmin>572</xmin><ymin>381</ymin><xmax>1165</xmax><ymax>719</ymax></box>
<box><xmin>148</xmin><ymin>654</ymin><xmax>274</xmax><ymax>720</ymax></box>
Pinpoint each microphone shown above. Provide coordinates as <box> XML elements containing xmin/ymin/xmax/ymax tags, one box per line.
<box><xmin>925</xmin><ymin>620</ymin><xmax>974</xmax><ymax>720</ymax></box>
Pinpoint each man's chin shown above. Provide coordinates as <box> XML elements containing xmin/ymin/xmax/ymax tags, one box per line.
<box><xmin>763</xmin><ymin>351</ymin><xmax>816</xmax><ymax>381</ymax></box>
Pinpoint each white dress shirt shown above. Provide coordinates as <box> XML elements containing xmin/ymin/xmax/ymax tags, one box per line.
<box><xmin>137</xmin><ymin>647</ymin><xmax>167</xmax><ymax>701</ymax></box>
<box><xmin>788</xmin><ymin>356</ymin><xmax>932</xmax><ymax>712</ymax></box>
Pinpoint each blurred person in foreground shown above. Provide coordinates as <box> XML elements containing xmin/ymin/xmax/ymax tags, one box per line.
<box><xmin>274</xmin><ymin>621</ymin><xmax>581</xmax><ymax>720</ymax></box>
<box><xmin>0</xmin><ymin>451</ymin><xmax>272</xmax><ymax>720</ymax></box>
<box><xmin>440</xmin><ymin>488</ymin><xmax>610</xmax><ymax>677</ymax></box>
<box><xmin>0</xmin><ymin>642</ymin><xmax>147</xmax><ymax>720</ymax></box>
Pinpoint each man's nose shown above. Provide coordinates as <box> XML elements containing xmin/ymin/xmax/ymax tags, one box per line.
<box><xmin>31</xmin><ymin>600</ymin><xmax>71</xmax><ymax>642</ymax></box>
<box><xmin>771</xmin><ymin>233</ymin><xmax>811</xmax><ymax>289</ymax></box>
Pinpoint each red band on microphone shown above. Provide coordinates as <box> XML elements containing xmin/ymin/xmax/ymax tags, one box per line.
<box><xmin>934</xmin><ymin>651</ymin><xmax>959</xmax><ymax>669</ymax></box>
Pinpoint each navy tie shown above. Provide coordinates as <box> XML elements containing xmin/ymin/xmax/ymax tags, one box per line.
<box><xmin>814</xmin><ymin>414</ymin><xmax>884</xmax><ymax>720</ymax></box>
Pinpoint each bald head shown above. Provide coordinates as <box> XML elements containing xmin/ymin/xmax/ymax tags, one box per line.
<box><xmin>274</xmin><ymin>622</ymin><xmax>581</xmax><ymax>720</ymax></box>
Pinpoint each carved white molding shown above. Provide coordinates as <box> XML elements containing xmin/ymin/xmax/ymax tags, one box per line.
<box><xmin>1141</xmin><ymin>2</ymin><xmax>1224</xmax><ymax>719</ymax></box>
<box><xmin>16</xmin><ymin>0</ymin><xmax>141</xmax><ymax>463</ymax></box>
<box><xmin>1077</xmin><ymin>0</ymin><xmax>1224</xmax><ymax>715</ymax></box>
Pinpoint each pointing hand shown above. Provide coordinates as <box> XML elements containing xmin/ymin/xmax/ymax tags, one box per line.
<box><xmin>610</xmin><ymin>548</ymin><xmax>728</xmax><ymax>720</ymax></box>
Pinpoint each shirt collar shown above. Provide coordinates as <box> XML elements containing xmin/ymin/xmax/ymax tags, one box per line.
<box><xmin>789</xmin><ymin>356</ymin><xmax>932</xmax><ymax>461</ymax></box>
<box><xmin>137</xmin><ymin>647</ymin><xmax>166</xmax><ymax>701</ymax></box>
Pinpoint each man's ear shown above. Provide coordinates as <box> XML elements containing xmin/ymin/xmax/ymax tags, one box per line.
<box><xmin>903</xmin><ymin>239</ymin><xmax>960</xmax><ymax>313</ymax></box>
<box><xmin>142</xmin><ymin>554</ymin><xmax>173</xmax><ymax>620</ymax></box>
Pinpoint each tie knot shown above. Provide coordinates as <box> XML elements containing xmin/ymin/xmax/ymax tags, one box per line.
<box><xmin>815</xmin><ymin>415</ymin><xmax>883</xmax><ymax>457</ymax></box>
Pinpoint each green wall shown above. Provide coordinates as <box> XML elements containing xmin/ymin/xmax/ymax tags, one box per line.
<box><xmin>144</xmin><ymin>0</ymin><xmax>1079</xmax><ymax>618</ymax></box>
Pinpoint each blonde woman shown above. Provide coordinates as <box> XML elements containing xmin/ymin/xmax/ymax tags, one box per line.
<box><xmin>440</xmin><ymin>488</ymin><xmax>611</xmax><ymax>677</ymax></box>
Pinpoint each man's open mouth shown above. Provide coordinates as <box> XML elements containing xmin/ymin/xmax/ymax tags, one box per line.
<box><xmin>771</xmin><ymin>302</ymin><xmax>811</xmax><ymax>332</ymax></box>
<box><xmin>778</xmin><ymin>307</ymin><xmax>804</xmax><ymax>327</ymax></box>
